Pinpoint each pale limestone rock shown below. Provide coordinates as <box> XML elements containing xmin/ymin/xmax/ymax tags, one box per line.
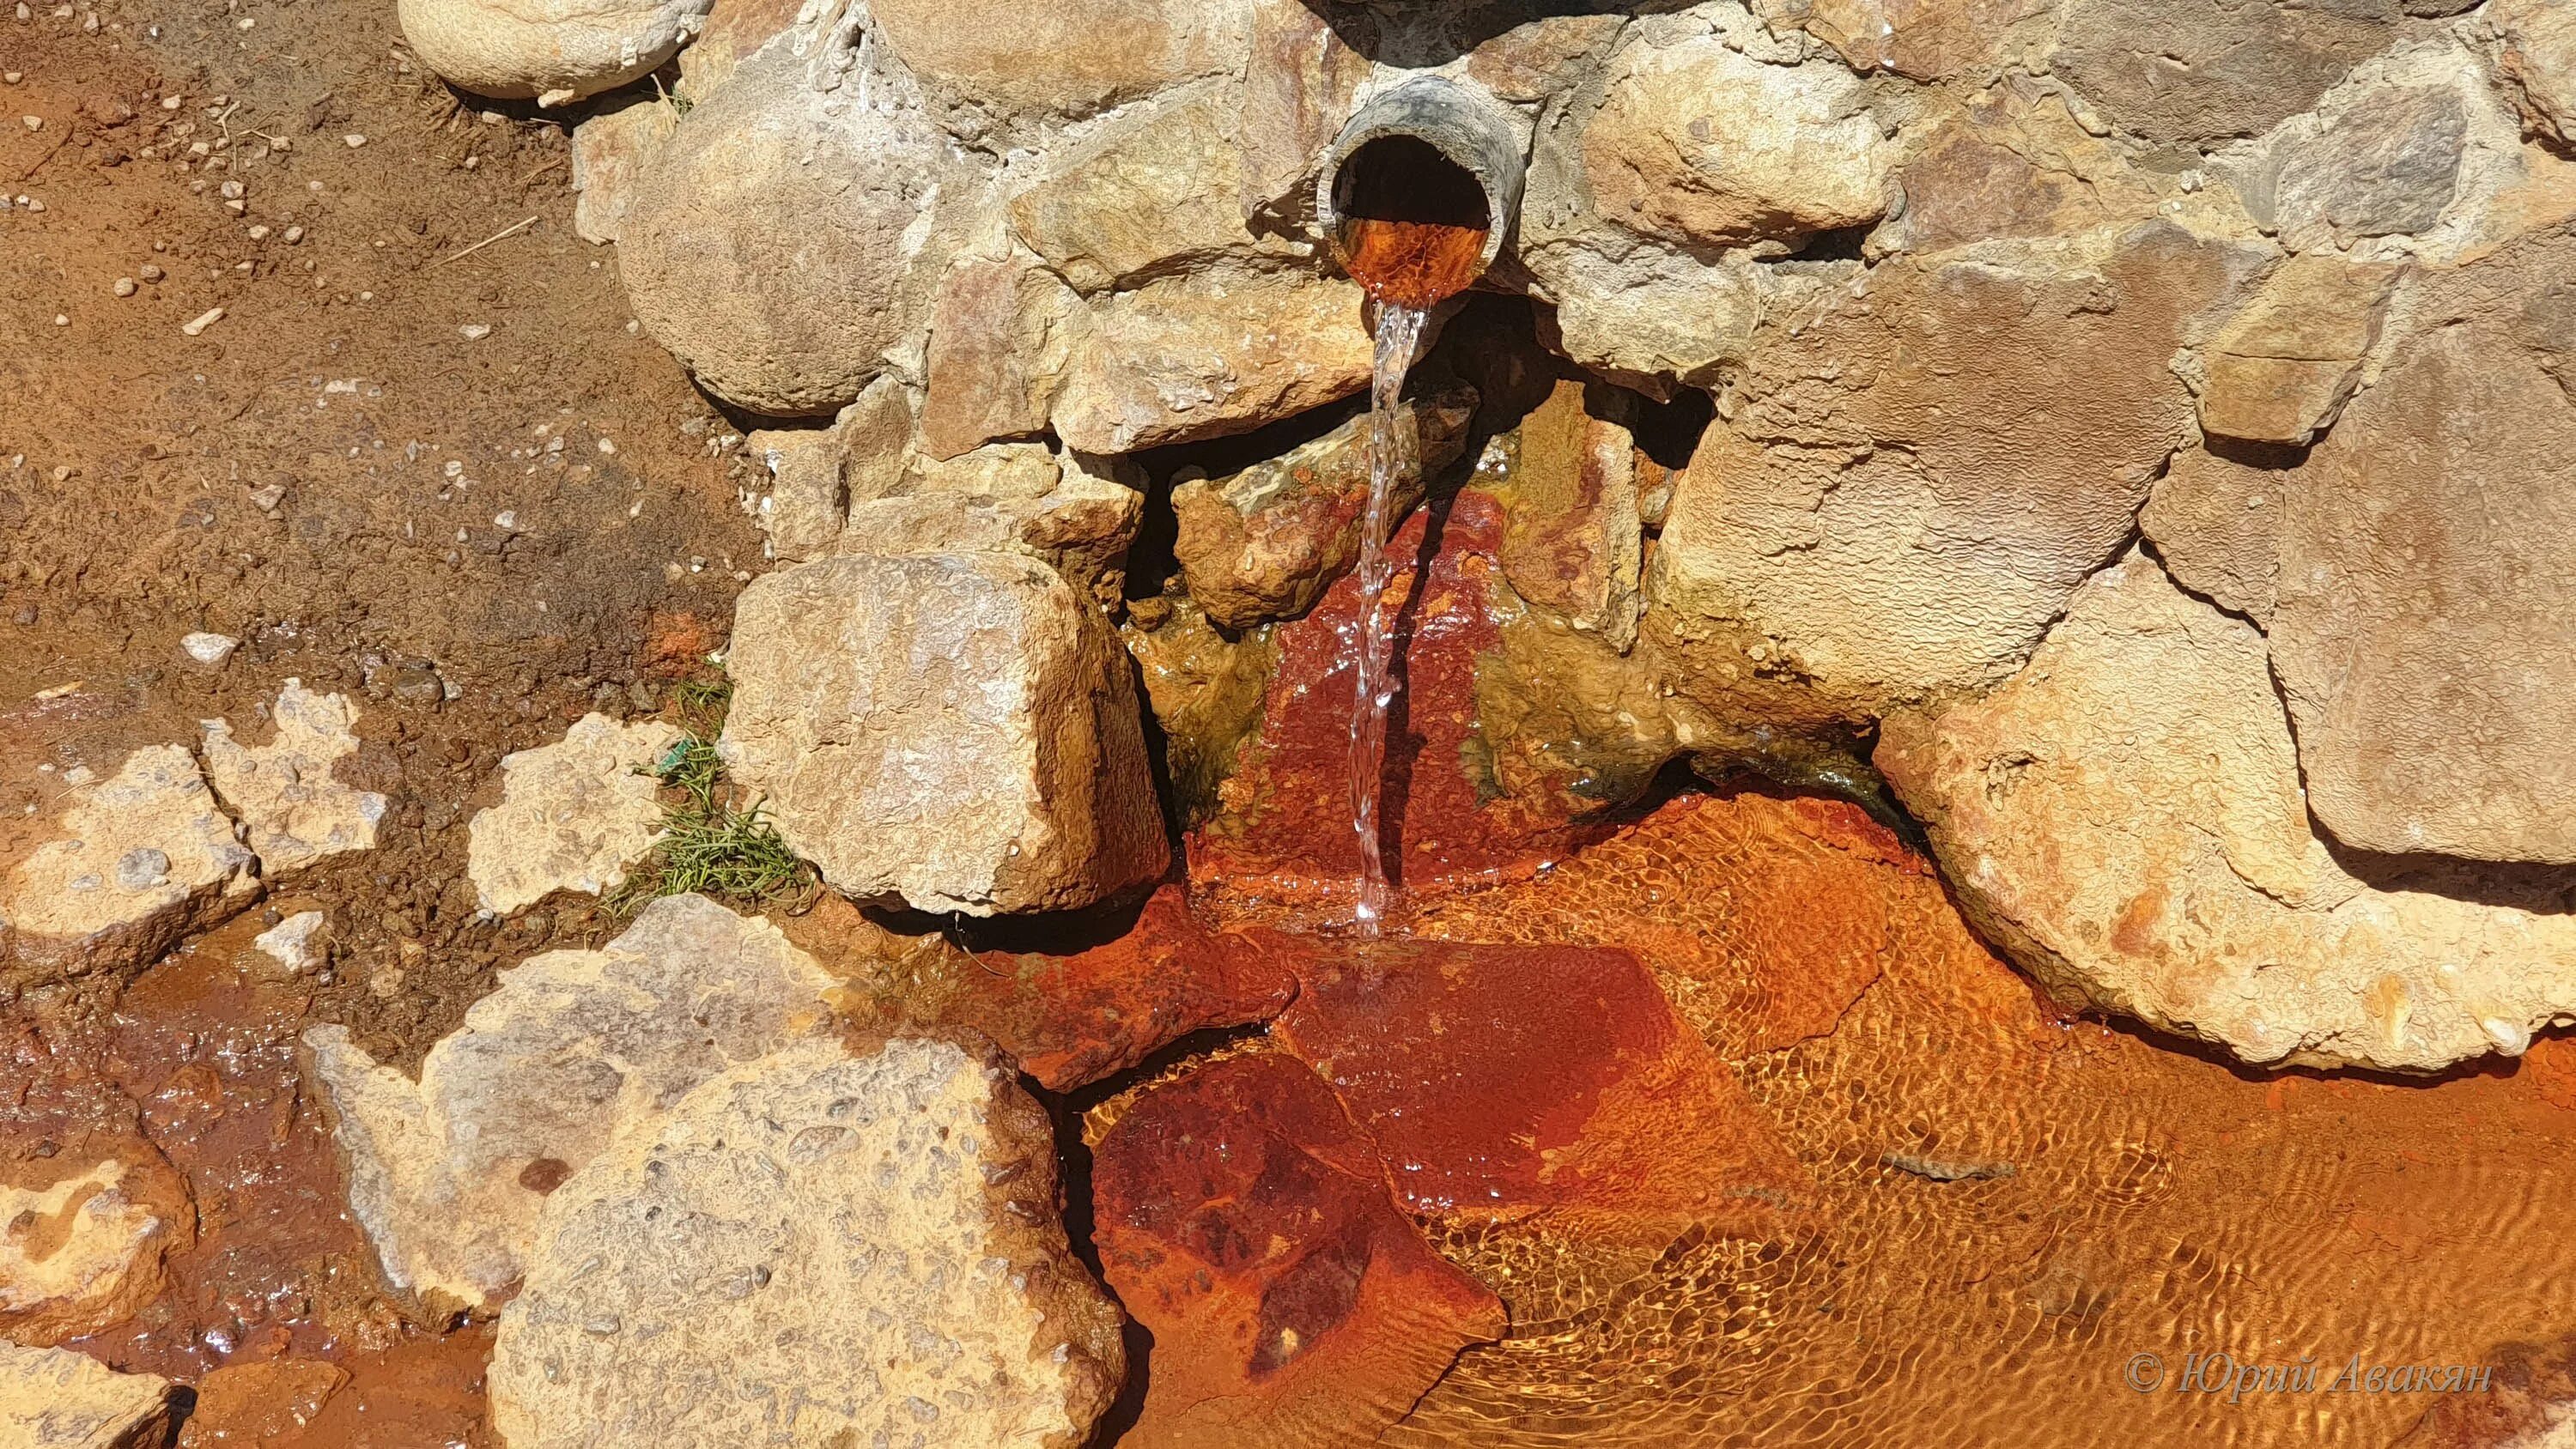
<box><xmin>617</xmin><ymin>27</ymin><xmax>982</xmax><ymax>415</ymax></box>
<box><xmin>1051</xmin><ymin>266</ymin><xmax>1374</xmax><ymax>454</ymax></box>
<box><xmin>1893</xmin><ymin>89</ymin><xmax>2165</xmax><ymax>255</ymax></box>
<box><xmin>466</xmin><ymin>713</ymin><xmax>682</xmax><ymax>916</ymax></box>
<box><xmin>920</xmin><ymin>252</ymin><xmax>1091</xmax><ymax>461</ymax></box>
<box><xmin>2139</xmin><ymin>446</ymin><xmax>2281</xmax><ymax>626</ymax></box>
<box><xmin>570</xmin><ymin>97</ymin><xmax>673</xmax><ymax>246</ymax></box>
<box><xmin>251</xmin><ymin>910</ymin><xmax>331</xmax><ymax>976</ymax></box>
<box><xmin>397</xmin><ymin>0</ymin><xmax>708</xmax><ymax>104</ymax></box>
<box><xmin>0</xmin><ymin>1160</ymin><xmax>184</xmax><ymax>1348</ymax></box>
<box><xmin>2050</xmin><ymin>0</ymin><xmax>2401</xmax><ymax>146</ymax></box>
<box><xmin>2270</xmin><ymin>229</ymin><xmax>2576</xmax><ymax>864</ymax></box>
<box><xmin>1171</xmin><ymin>391</ymin><xmax>1473</xmax><ymax>630</ymax></box>
<box><xmin>903</xmin><ymin>440</ymin><xmax>1065</xmax><ymax>501</ymax></box>
<box><xmin>301</xmin><ymin>894</ymin><xmax>837</xmax><ymax>1312</ymax></box>
<box><xmin>843</xmin><ymin>456</ymin><xmax>1144</xmax><ymax>607</ymax></box>
<box><xmin>1521</xmin><ymin>241</ymin><xmax>1771</xmax><ymax>397</ymax></box>
<box><xmin>867</xmin><ymin>0</ymin><xmax>1243</xmax><ymax>124</ymax></box>
<box><xmin>489</xmin><ymin>1037</ymin><xmax>1126</xmax><ymax>1449</ymax></box>
<box><xmin>0</xmin><ymin>1344</ymin><xmax>177</xmax><ymax>1448</ymax></box>
<box><xmin>1878</xmin><ymin>552</ymin><xmax>2576</xmax><ymax>1072</ymax></box>
<box><xmin>749</xmin><ymin>427</ymin><xmax>849</xmax><ymax>563</ymax></box>
<box><xmin>1009</xmin><ymin>84</ymin><xmax>1284</xmax><ymax>294</ymax></box>
<box><xmin>2197</xmin><ymin>255</ymin><xmax>2398</xmax><ymax>446</ymax></box>
<box><xmin>1583</xmin><ymin>31</ymin><xmax>1894</xmax><ymax>250</ymax></box>
<box><xmin>719</xmin><ymin>552</ymin><xmax>1170</xmax><ymax>915</ymax></box>
<box><xmin>200</xmin><ymin>681</ymin><xmax>386</xmax><ymax>876</ymax></box>
<box><xmin>0</xmin><ymin>745</ymin><xmax>258</xmax><ymax>989</ymax></box>
<box><xmin>2494</xmin><ymin>0</ymin><xmax>2576</xmax><ymax>144</ymax></box>
<box><xmin>1649</xmin><ymin>223</ymin><xmax>2260</xmax><ymax>720</ymax></box>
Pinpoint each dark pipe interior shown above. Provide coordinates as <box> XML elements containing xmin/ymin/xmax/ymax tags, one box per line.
<box><xmin>1334</xmin><ymin>135</ymin><xmax>1490</xmax><ymax>229</ymax></box>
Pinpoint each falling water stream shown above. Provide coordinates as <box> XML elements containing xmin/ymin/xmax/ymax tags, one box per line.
<box><xmin>1340</xmin><ymin>217</ymin><xmax>1487</xmax><ymax>935</ymax></box>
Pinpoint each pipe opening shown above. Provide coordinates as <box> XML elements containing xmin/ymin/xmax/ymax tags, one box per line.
<box><xmin>1330</xmin><ymin>137</ymin><xmax>1493</xmax><ymax>311</ymax></box>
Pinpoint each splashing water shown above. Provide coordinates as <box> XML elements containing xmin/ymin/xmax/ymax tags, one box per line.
<box><xmin>1348</xmin><ymin>302</ymin><xmax>1427</xmax><ymax>937</ymax></box>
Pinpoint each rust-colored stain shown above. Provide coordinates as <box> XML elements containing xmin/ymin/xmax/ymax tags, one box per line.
<box><xmin>1341</xmin><ymin>219</ymin><xmax>1489</xmax><ymax>310</ymax></box>
<box><xmin>1093</xmin><ymin>1052</ymin><xmax>1505</xmax><ymax>1449</ymax></box>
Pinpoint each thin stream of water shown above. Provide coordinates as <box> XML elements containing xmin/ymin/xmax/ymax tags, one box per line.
<box><xmin>1349</xmin><ymin>302</ymin><xmax>1427</xmax><ymax>936</ymax></box>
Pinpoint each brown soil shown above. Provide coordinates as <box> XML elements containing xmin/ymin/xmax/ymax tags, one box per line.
<box><xmin>3</xmin><ymin>0</ymin><xmax>758</xmax><ymax>1433</ymax></box>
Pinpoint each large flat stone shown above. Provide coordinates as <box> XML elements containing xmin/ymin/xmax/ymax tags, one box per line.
<box><xmin>1050</xmin><ymin>267</ymin><xmax>1375</xmax><ymax>455</ymax></box>
<box><xmin>1649</xmin><ymin>222</ymin><xmax>2261</xmax><ymax>719</ymax></box>
<box><xmin>1879</xmin><ymin>551</ymin><xmax>2576</xmax><ymax>1072</ymax></box>
<box><xmin>720</xmin><ymin>551</ymin><xmax>1169</xmax><ymax>915</ymax></box>
<box><xmin>2050</xmin><ymin>0</ymin><xmax>2400</xmax><ymax>146</ymax></box>
<box><xmin>302</xmin><ymin>893</ymin><xmax>839</xmax><ymax>1311</ymax></box>
<box><xmin>2271</xmin><ymin>231</ymin><xmax>2576</xmax><ymax>864</ymax></box>
<box><xmin>490</xmin><ymin>1036</ymin><xmax>1126</xmax><ymax>1448</ymax></box>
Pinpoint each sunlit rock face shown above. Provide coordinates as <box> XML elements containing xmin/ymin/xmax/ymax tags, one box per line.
<box><xmin>564</xmin><ymin>0</ymin><xmax>2576</xmax><ymax>1064</ymax></box>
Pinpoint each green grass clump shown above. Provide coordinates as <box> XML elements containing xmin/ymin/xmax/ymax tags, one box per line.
<box><xmin>608</xmin><ymin>677</ymin><xmax>813</xmax><ymax>913</ymax></box>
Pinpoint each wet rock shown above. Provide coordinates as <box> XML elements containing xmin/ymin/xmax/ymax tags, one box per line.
<box><xmin>813</xmin><ymin>884</ymin><xmax>1301</xmax><ymax>1091</ymax></box>
<box><xmin>1583</xmin><ymin>30</ymin><xmax>1895</xmax><ymax>249</ymax></box>
<box><xmin>1650</xmin><ymin>222</ymin><xmax>2261</xmax><ymax>720</ymax></box>
<box><xmin>1008</xmin><ymin>85</ymin><xmax>1281</xmax><ymax>294</ymax></box>
<box><xmin>719</xmin><ymin>552</ymin><xmax>1169</xmax><ymax>915</ymax></box>
<box><xmin>618</xmin><ymin>29</ymin><xmax>980</xmax><ymax>415</ymax></box>
<box><xmin>1877</xmin><ymin>551</ymin><xmax>2576</xmax><ymax>1072</ymax></box>
<box><xmin>1190</xmin><ymin>489</ymin><xmax>1619</xmax><ymax>913</ymax></box>
<box><xmin>465</xmin><ymin>712</ymin><xmax>682</xmax><ymax>916</ymax></box>
<box><xmin>398</xmin><ymin>0</ymin><xmax>708</xmax><ymax>103</ymax></box>
<box><xmin>1272</xmin><ymin>940</ymin><xmax>1812</xmax><ymax>1240</ymax></box>
<box><xmin>1051</xmin><ymin>266</ymin><xmax>1375</xmax><ymax>454</ymax></box>
<box><xmin>1091</xmin><ymin>1052</ymin><xmax>1507</xmax><ymax>1449</ymax></box>
<box><xmin>2139</xmin><ymin>446</ymin><xmax>2281</xmax><ymax>625</ymax></box>
<box><xmin>0</xmin><ymin>1343</ymin><xmax>178</xmax><ymax>1448</ymax></box>
<box><xmin>301</xmin><ymin>894</ymin><xmax>838</xmax><ymax>1311</ymax></box>
<box><xmin>2050</xmin><ymin>0</ymin><xmax>2400</xmax><ymax>146</ymax></box>
<box><xmin>249</xmin><ymin>910</ymin><xmax>331</xmax><ymax>977</ymax></box>
<box><xmin>570</xmin><ymin>96</ymin><xmax>673</xmax><ymax>246</ymax></box>
<box><xmin>2258</xmin><ymin>77</ymin><xmax>2470</xmax><ymax>249</ymax></box>
<box><xmin>1778</xmin><ymin>0</ymin><xmax>2050</xmax><ymax>82</ymax></box>
<box><xmin>0</xmin><ymin>1148</ymin><xmax>192</xmax><ymax>1348</ymax></box>
<box><xmin>1121</xmin><ymin>597</ymin><xmax>1279</xmax><ymax>827</ymax></box>
<box><xmin>920</xmin><ymin>252</ymin><xmax>1091</xmax><ymax>461</ymax></box>
<box><xmin>2270</xmin><ymin>231</ymin><xmax>2576</xmax><ymax>864</ymax></box>
<box><xmin>1491</xmin><ymin>379</ymin><xmax>1642</xmax><ymax>651</ymax></box>
<box><xmin>1170</xmin><ymin>389</ymin><xmax>1474</xmax><ymax>631</ymax></box>
<box><xmin>200</xmin><ymin>680</ymin><xmax>386</xmax><ymax>876</ymax></box>
<box><xmin>175</xmin><ymin>1359</ymin><xmax>348</xmax><ymax>1447</ymax></box>
<box><xmin>867</xmin><ymin>0</ymin><xmax>1241</xmax><ymax>125</ymax></box>
<box><xmin>2197</xmin><ymin>255</ymin><xmax>2399</xmax><ymax>446</ymax></box>
<box><xmin>1</xmin><ymin>745</ymin><xmax>259</xmax><ymax>989</ymax></box>
<box><xmin>490</xmin><ymin>1036</ymin><xmax>1125</xmax><ymax>1448</ymax></box>
<box><xmin>2494</xmin><ymin>0</ymin><xmax>2576</xmax><ymax>145</ymax></box>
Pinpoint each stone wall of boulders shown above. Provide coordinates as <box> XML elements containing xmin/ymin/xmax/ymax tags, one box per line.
<box><xmin>395</xmin><ymin>0</ymin><xmax>2576</xmax><ymax>1071</ymax></box>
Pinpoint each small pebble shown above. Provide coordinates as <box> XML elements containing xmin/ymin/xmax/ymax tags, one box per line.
<box><xmin>459</xmin><ymin>323</ymin><xmax>492</xmax><ymax>341</ymax></box>
<box><xmin>493</xmin><ymin>510</ymin><xmax>518</xmax><ymax>530</ymax></box>
<box><xmin>342</xmin><ymin>132</ymin><xmax>366</xmax><ymax>148</ymax></box>
<box><xmin>112</xmin><ymin>276</ymin><xmax>135</xmax><ymax>296</ymax></box>
<box><xmin>282</xmin><ymin>225</ymin><xmax>302</xmax><ymax>243</ymax></box>
<box><xmin>139</xmin><ymin>262</ymin><xmax>164</xmax><ymax>281</ymax></box>
<box><xmin>180</xmin><ymin>306</ymin><xmax>224</xmax><ymax>336</ymax></box>
<box><xmin>161</xmin><ymin>94</ymin><xmax>184</xmax><ymax>111</ymax></box>
<box><xmin>180</xmin><ymin>631</ymin><xmax>240</xmax><ymax>666</ymax></box>
<box><xmin>246</xmin><ymin>223</ymin><xmax>269</xmax><ymax>239</ymax></box>
<box><xmin>596</xmin><ymin>438</ymin><xmax>616</xmax><ymax>455</ymax></box>
<box><xmin>2</xmin><ymin>71</ymin><xmax>20</xmax><ymax>83</ymax></box>
<box><xmin>21</xmin><ymin>114</ymin><xmax>39</xmax><ymax>131</ymax></box>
